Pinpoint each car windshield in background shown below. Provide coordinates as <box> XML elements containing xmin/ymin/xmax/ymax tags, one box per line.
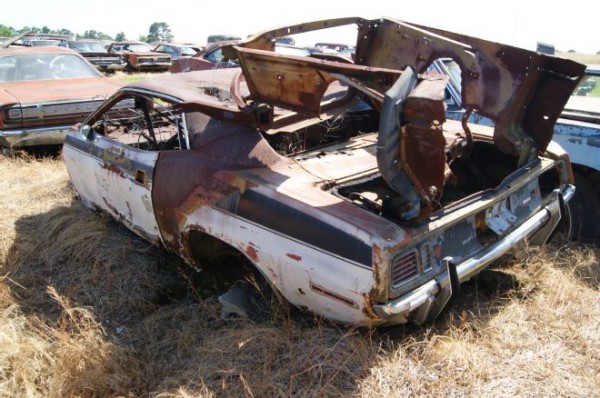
<box><xmin>126</xmin><ymin>44</ymin><xmax>152</xmax><ymax>52</ymax></box>
<box><xmin>70</xmin><ymin>42</ymin><xmax>107</xmax><ymax>52</ymax></box>
<box><xmin>180</xmin><ymin>46</ymin><xmax>197</xmax><ymax>56</ymax></box>
<box><xmin>274</xmin><ymin>45</ymin><xmax>310</xmax><ymax>57</ymax></box>
<box><xmin>0</xmin><ymin>53</ymin><xmax>99</xmax><ymax>82</ymax></box>
<box><xmin>564</xmin><ymin>72</ymin><xmax>600</xmax><ymax>117</ymax></box>
<box><xmin>30</xmin><ymin>40</ymin><xmax>62</xmax><ymax>47</ymax></box>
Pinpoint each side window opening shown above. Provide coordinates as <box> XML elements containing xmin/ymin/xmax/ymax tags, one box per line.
<box><xmin>428</xmin><ymin>58</ymin><xmax>495</xmax><ymax>127</ymax></box>
<box><xmin>205</xmin><ymin>48</ymin><xmax>223</xmax><ymax>63</ymax></box>
<box><xmin>92</xmin><ymin>95</ymin><xmax>190</xmax><ymax>151</ymax></box>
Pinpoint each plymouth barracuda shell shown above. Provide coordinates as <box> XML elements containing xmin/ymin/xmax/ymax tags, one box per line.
<box><xmin>62</xmin><ymin>17</ymin><xmax>584</xmax><ymax>326</ymax></box>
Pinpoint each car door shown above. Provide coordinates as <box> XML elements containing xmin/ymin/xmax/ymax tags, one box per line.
<box><xmin>62</xmin><ymin>97</ymin><xmax>164</xmax><ymax>245</ymax></box>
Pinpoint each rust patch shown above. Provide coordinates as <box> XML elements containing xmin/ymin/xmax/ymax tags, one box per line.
<box><xmin>286</xmin><ymin>253</ymin><xmax>302</xmax><ymax>262</ymax></box>
<box><xmin>151</xmin><ymin>125</ymin><xmax>284</xmax><ymax>256</ymax></box>
<box><xmin>246</xmin><ymin>244</ymin><xmax>259</xmax><ymax>262</ymax></box>
<box><xmin>101</xmin><ymin>162</ymin><xmax>126</xmax><ymax>178</ymax></box>
<box><xmin>371</xmin><ymin>244</ymin><xmax>383</xmax><ymax>288</ymax></box>
<box><xmin>361</xmin><ymin>293</ymin><xmax>380</xmax><ymax>321</ymax></box>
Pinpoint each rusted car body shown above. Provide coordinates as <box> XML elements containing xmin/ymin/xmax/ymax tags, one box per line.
<box><xmin>0</xmin><ymin>46</ymin><xmax>122</xmax><ymax>148</ymax></box>
<box><xmin>152</xmin><ymin>42</ymin><xmax>199</xmax><ymax>61</ymax></box>
<box><xmin>438</xmin><ymin>60</ymin><xmax>600</xmax><ymax>241</ymax></box>
<box><xmin>108</xmin><ymin>42</ymin><xmax>171</xmax><ymax>72</ymax></box>
<box><xmin>169</xmin><ymin>42</ymin><xmax>311</xmax><ymax>73</ymax></box>
<box><xmin>68</xmin><ymin>40</ymin><xmax>127</xmax><ymax>73</ymax></box>
<box><xmin>169</xmin><ymin>41</ymin><xmax>239</xmax><ymax>73</ymax></box>
<box><xmin>63</xmin><ymin>18</ymin><xmax>584</xmax><ymax>326</ymax></box>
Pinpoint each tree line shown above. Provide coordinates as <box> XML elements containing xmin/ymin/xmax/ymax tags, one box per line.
<box><xmin>0</xmin><ymin>22</ymin><xmax>173</xmax><ymax>43</ymax></box>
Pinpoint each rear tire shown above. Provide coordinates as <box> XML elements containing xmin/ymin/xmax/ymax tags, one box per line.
<box><xmin>566</xmin><ymin>172</ymin><xmax>600</xmax><ymax>242</ymax></box>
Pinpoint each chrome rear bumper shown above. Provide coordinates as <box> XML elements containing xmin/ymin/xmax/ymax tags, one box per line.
<box><xmin>373</xmin><ymin>185</ymin><xmax>574</xmax><ymax>325</ymax></box>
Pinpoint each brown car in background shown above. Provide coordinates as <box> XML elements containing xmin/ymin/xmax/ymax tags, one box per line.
<box><xmin>107</xmin><ymin>41</ymin><xmax>171</xmax><ymax>72</ymax></box>
<box><xmin>0</xmin><ymin>46</ymin><xmax>123</xmax><ymax>149</ymax></box>
<box><xmin>169</xmin><ymin>41</ymin><xmax>239</xmax><ymax>73</ymax></box>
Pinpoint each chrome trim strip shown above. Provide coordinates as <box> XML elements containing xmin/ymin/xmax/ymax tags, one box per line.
<box><xmin>0</xmin><ymin>125</ymin><xmax>75</xmax><ymax>147</ymax></box>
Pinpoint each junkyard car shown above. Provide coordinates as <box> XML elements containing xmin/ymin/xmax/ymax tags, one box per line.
<box><xmin>0</xmin><ymin>46</ymin><xmax>122</xmax><ymax>149</ymax></box>
<box><xmin>68</xmin><ymin>40</ymin><xmax>127</xmax><ymax>73</ymax></box>
<box><xmin>107</xmin><ymin>41</ymin><xmax>171</xmax><ymax>72</ymax></box>
<box><xmin>63</xmin><ymin>18</ymin><xmax>584</xmax><ymax>326</ymax></box>
<box><xmin>169</xmin><ymin>42</ymin><xmax>310</xmax><ymax>73</ymax></box>
<box><xmin>169</xmin><ymin>41</ymin><xmax>239</xmax><ymax>73</ymax></box>
<box><xmin>152</xmin><ymin>43</ymin><xmax>199</xmax><ymax>61</ymax></box>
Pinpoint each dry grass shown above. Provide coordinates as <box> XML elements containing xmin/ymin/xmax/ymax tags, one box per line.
<box><xmin>0</xmin><ymin>154</ymin><xmax>598</xmax><ymax>397</ymax></box>
<box><xmin>110</xmin><ymin>71</ymin><xmax>168</xmax><ymax>84</ymax></box>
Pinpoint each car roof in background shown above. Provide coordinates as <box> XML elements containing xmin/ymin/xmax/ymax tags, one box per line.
<box><xmin>586</xmin><ymin>65</ymin><xmax>600</xmax><ymax>74</ymax></box>
<box><xmin>0</xmin><ymin>46</ymin><xmax>81</xmax><ymax>56</ymax></box>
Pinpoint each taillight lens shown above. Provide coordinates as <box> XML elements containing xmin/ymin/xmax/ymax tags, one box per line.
<box><xmin>391</xmin><ymin>251</ymin><xmax>419</xmax><ymax>287</ymax></box>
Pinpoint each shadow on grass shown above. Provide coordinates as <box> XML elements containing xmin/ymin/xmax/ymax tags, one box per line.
<box><xmin>4</xmin><ymin>202</ymin><xmax>375</xmax><ymax>396</ymax></box>
<box><xmin>4</xmin><ymin>200</ymin><xmax>549</xmax><ymax>396</ymax></box>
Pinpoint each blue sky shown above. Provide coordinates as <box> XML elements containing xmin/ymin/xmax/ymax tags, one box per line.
<box><xmin>1</xmin><ymin>0</ymin><xmax>597</xmax><ymax>53</ymax></box>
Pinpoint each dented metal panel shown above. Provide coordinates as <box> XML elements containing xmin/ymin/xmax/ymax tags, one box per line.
<box><xmin>63</xmin><ymin>133</ymin><xmax>162</xmax><ymax>244</ymax></box>
<box><xmin>231</xmin><ymin>17</ymin><xmax>585</xmax><ymax>160</ymax></box>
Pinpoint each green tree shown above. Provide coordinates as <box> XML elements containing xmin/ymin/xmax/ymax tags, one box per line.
<box><xmin>0</xmin><ymin>24</ymin><xmax>13</xmax><ymax>37</ymax></box>
<box><xmin>82</xmin><ymin>30</ymin><xmax>98</xmax><ymax>39</ymax></box>
<box><xmin>115</xmin><ymin>31</ymin><xmax>126</xmax><ymax>41</ymax></box>
<box><xmin>80</xmin><ymin>30</ymin><xmax>113</xmax><ymax>40</ymax></box>
<box><xmin>19</xmin><ymin>26</ymin><xmax>40</xmax><ymax>34</ymax></box>
<box><xmin>97</xmin><ymin>32</ymin><xmax>113</xmax><ymax>40</ymax></box>
<box><xmin>147</xmin><ymin>22</ymin><xmax>173</xmax><ymax>43</ymax></box>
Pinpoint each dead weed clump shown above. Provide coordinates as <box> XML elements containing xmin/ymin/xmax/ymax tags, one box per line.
<box><xmin>357</xmin><ymin>243</ymin><xmax>599</xmax><ymax>397</ymax></box>
<box><xmin>0</xmin><ymin>155</ymin><xmax>599</xmax><ymax>397</ymax></box>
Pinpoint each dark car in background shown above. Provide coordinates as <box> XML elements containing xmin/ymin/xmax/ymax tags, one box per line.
<box><xmin>0</xmin><ymin>46</ymin><xmax>122</xmax><ymax>149</ymax></box>
<box><xmin>152</xmin><ymin>42</ymin><xmax>199</xmax><ymax>61</ymax></box>
<box><xmin>206</xmin><ymin>34</ymin><xmax>241</xmax><ymax>44</ymax></box>
<box><xmin>67</xmin><ymin>40</ymin><xmax>126</xmax><ymax>73</ymax></box>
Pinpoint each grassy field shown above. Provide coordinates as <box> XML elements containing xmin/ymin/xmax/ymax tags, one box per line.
<box><xmin>110</xmin><ymin>71</ymin><xmax>167</xmax><ymax>84</ymax></box>
<box><xmin>0</xmin><ymin>154</ymin><xmax>598</xmax><ymax>397</ymax></box>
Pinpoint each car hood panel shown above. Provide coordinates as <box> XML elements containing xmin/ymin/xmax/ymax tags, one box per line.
<box><xmin>2</xmin><ymin>77</ymin><xmax>121</xmax><ymax>104</ymax></box>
